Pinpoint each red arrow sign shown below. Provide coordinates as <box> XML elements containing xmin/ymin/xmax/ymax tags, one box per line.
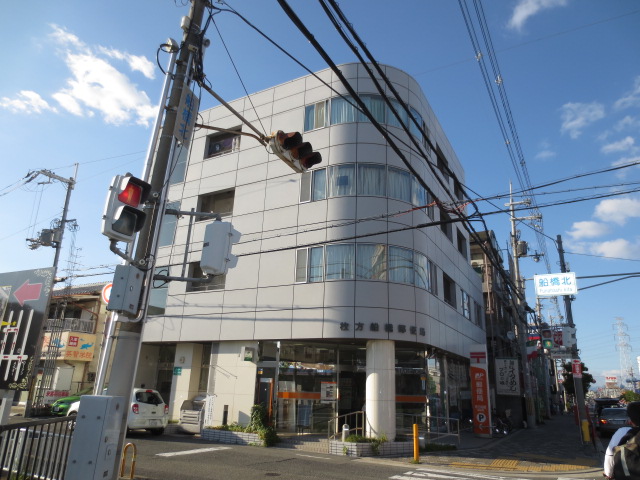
<box><xmin>13</xmin><ymin>280</ymin><xmax>43</xmax><ymax>306</ymax></box>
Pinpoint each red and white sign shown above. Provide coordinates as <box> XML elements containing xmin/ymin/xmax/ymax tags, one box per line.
<box><xmin>101</xmin><ymin>283</ymin><xmax>112</xmax><ymax>304</ymax></box>
<box><xmin>553</xmin><ymin>330</ymin><xmax>563</xmax><ymax>347</ymax></box>
<box><xmin>572</xmin><ymin>359</ymin><xmax>582</xmax><ymax>378</ymax></box>
<box><xmin>469</xmin><ymin>344</ymin><xmax>492</xmax><ymax>437</ymax></box>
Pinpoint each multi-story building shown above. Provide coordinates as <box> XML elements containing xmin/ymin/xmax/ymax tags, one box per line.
<box><xmin>140</xmin><ymin>63</ymin><xmax>485</xmax><ymax>439</ymax></box>
<box><xmin>29</xmin><ymin>282</ymin><xmax>110</xmax><ymax>407</ymax></box>
<box><xmin>469</xmin><ymin>230</ymin><xmax>525</xmax><ymax>426</ymax></box>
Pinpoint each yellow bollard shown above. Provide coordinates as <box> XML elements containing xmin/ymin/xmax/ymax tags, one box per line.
<box><xmin>413</xmin><ymin>423</ymin><xmax>420</xmax><ymax>463</ymax></box>
<box><xmin>120</xmin><ymin>442</ymin><xmax>137</xmax><ymax>479</ymax></box>
<box><xmin>581</xmin><ymin>420</ymin><xmax>591</xmax><ymax>443</ymax></box>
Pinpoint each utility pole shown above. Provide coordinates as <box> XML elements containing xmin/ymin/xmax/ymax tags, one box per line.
<box><xmin>24</xmin><ymin>164</ymin><xmax>78</xmax><ymax>417</ymax></box>
<box><xmin>105</xmin><ymin>1</ymin><xmax>208</xmax><ymax>475</ymax></box>
<box><xmin>556</xmin><ymin>234</ymin><xmax>587</xmax><ymax>436</ymax></box>
<box><xmin>506</xmin><ymin>188</ymin><xmax>537</xmax><ymax>429</ymax></box>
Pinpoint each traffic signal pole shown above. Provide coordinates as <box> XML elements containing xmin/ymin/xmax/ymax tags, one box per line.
<box><xmin>104</xmin><ymin>1</ymin><xmax>208</xmax><ymax>476</ymax></box>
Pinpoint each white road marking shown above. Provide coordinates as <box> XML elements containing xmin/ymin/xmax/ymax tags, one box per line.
<box><xmin>296</xmin><ymin>454</ymin><xmax>333</xmax><ymax>460</ymax></box>
<box><xmin>156</xmin><ymin>446</ymin><xmax>231</xmax><ymax>457</ymax></box>
<box><xmin>391</xmin><ymin>471</ymin><xmax>532</xmax><ymax>480</ymax></box>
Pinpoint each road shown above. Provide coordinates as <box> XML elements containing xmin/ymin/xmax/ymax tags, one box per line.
<box><xmin>126</xmin><ymin>433</ymin><xmax>599</xmax><ymax>480</ymax></box>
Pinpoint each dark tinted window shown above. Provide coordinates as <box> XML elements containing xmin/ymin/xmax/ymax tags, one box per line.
<box><xmin>135</xmin><ymin>391</ymin><xmax>164</xmax><ymax>405</ymax></box>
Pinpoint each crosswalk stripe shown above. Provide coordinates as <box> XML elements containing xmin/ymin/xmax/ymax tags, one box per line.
<box><xmin>156</xmin><ymin>446</ymin><xmax>232</xmax><ymax>457</ymax></box>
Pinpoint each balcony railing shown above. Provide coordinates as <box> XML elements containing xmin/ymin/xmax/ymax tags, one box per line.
<box><xmin>45</xmin><ymin>318</ymin><xmax>95</xmax><ymax>334</ymax></box>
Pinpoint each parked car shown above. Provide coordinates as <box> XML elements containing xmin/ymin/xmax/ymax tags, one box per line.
<box><xmin>67</xmin><ymin>388</ymin><xmax>169</xmax><ymax>435</ymax></box>
<box><xmin>597</xmin><ymin>407</ymin><xmax>631</xmax><ymax>436</ymax></box>
<box><xmin>50</xmin><ymin>387</ymin><xmax>93</xmax><ymax>416</ymax></box>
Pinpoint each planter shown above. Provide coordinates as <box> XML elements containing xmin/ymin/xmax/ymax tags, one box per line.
<box><xmin>202</xmin><ymin>429</ymin><xmax>262</xmax><ymax>446</ymax></box>
<box><xmin>329</xmin><ymin>440</ymin><xmax>414</xmax><ymax>457</ymax></box>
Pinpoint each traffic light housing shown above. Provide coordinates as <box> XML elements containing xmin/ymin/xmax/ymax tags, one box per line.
<box><xmin>269</xmin><ymin>130</ymin><xmax>322</xmax><ymax>173</ymax></box>
<box><xmin>200</xmin><ymin>221</ymin><xmax>241</xmax><ymax>276</ymax></box>
<box><xmin>101</xmin><ymin>174</ymin><xmax>151</xmax><ymax>243</ymax></box>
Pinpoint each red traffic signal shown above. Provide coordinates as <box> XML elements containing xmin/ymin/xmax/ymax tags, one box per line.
<box><xmin>269</xmin><ymin>130</ymin><xmax>322</xmax><ymax>173</ymax></box>
<box><xmin>101</xmin><ymin>174</ymin><xmax>151</xmax><ymax>243</ymax></box>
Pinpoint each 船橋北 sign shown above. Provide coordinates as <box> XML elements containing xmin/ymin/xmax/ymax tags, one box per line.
<box><xmin>0</xmin><ymin>268</ymin><xmax>55</xmax><ymax>390</ymax></box>
<box><xmin>534</xmin><ymin>272</ymin><xmax>577</xmax><ymax>296</ymax></box>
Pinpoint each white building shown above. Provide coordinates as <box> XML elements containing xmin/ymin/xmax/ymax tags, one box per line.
<box><xmin>138</xmin><ymin>63</ymin><xmax>485</xmax><ymax>439</ymax></box>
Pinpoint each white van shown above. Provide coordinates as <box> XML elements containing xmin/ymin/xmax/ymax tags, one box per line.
<box><xmin>67</xmin><ymin>388</ymin><xmax>169</xmax><ymax>435</ymax></box>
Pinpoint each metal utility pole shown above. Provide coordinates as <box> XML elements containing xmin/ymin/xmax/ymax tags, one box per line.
<box><xmin>556</xmin><ymin>234</ymin><xmax>588</xmax><ymax>437</ymax></box>
<box><xmin>506</xmin><ymin>189</ymin><xmax>537</xmax><ymax>429</ymax></box>
<box><xmin>104</xmin><ymin>1</ymin><xmax>208</xmax><ymax>476</ymax></box>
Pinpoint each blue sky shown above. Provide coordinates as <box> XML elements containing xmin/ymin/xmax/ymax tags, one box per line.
<box><xmin>1</xmin><ymin>0</ymin><xmax>639</xmax><ymax>390</ymax></box>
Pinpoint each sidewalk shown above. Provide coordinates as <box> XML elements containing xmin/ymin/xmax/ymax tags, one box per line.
<box><xmin>401</xmin><ymin>413</ymin><xmax>604</xmax><ymax>475</ymax></box>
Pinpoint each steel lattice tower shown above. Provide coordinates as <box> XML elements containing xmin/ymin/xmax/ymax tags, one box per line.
<box><xmin>613</xmin><ymin>317</ymin><xmax>635</xmax><ymax>388</ymax></box>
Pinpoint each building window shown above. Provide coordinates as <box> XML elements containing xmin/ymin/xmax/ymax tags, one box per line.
<box><xmin>330</xmin><ymin>96</ymin><xmax>357</xmax><ymax>124</ymax></box>
<box><xmin>443</xmin><ymin>273</ymin><xmax>456</xmax><ymax>307</ymax></box>
<box><xmin>356</xmin><ymin>244</ymin><xmax>387</xmax><ymax>280</ymax></box>
<box><xmin>197</xmin><ymin>189</ymin><xmax>235</xmax><ymax>220</ymax></box>
<box><xmin>474</xmin><ymin>301</ymin><xmax>484</xmax><ymax>328</ymax></box>
<box><xmin>198</xmin><ymin>343</ymin><xmax>212</xmax><ymax>392</ymax></box>
<box><xmin>328</xmin><ymin>165</ymin><xmax>356</xmax><ymax>197</ymax></box>
<box><xmin>296</xmin><ymin>247</ymin><xmax>324</xmax><ymax>283</ymax></box>
<box><xmin>457</xmin><ymin>229</ymin><xmax>468</xmax><ymax>259</ymax></box>
<box><xmin>388</xmin><ymin>246</ymin><xmax>414</xmax><ymax>284</ymax></box>
<box><xmin>325</xmin><ymin>244</ymin><xmax>355</xmax><ymax>280</ymax></box>
<box><xmin>461</xmin><ymin>289</ymin><xmax>471</xmax><ymax>319</ymax></box>
<box><xmin>440</xmin><ymin>209</ymin><xmax>453</xmax><ymax>242</ymax></box>
<box><xmin>387</xmin><ymin>98</ymin><xmax>408</xmax><ymax>129</ymax></box>
<box><xmin>300</xmin><ymin>169</ymin><xmax>327</xmax><ymax>203</ymax></box>
<box><xmin>359</xmin><ymin>95</ymin><xmax>386</xmax><ymax>123</ymax></box>
<box><xmin>436</xmin><ymin>145</ymin><xmax>450</xmax><ymax>183</ymax></box>
<box><xmin>205</xmin><ymin>129</ymin><xmax>241</xmax><ymax>158</ymax></box>
<box><xmin>304</xmin><ymin>101</ymin><xmax>327</xmax><ymax>131</ymax></box>
<box><xmin>187</xmin><ymin>263</ymin><xmax>225</xmax><ymax>292</ymax></box>
<box><xmin>409</xmin><ymin>107</ymin><xmax>424</xmax><ymax>141</ymax></box>
<box><xmin>414</xmin><ymin>252</ymin><xmax>429</xmax><ymax>290</ymax></box>
<box><xmin>388</xmin><ymin>167</ymin><xmax>411</xmax><ymax>203</ymax></box>
<box><xmin>453</xmin><ymin>180</ymin><xmax>464</xmax><ymax>201</ymax></box>
<box><xmin>148</xmin><ymin>267</ymin><xmax>169</xmax><ymax>316</ymax></box>
<box><xmin>170</xmin><ymin>145</ymin><xmax>188</xmax><ymax>184</ymax></box>
<box><xmin>158</xmin><ymin>201</ymin><xmax>180</xmax><ymax>247</ymax></box>
<box><xmin>357</xmin><ymin>164</ymin><xmax>386</xmax><ymax>197</ymax></box>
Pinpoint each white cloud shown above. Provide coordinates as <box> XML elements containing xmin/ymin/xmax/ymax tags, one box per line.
<box><xmin>567</xmin><ymin>221</ymin><xmax>610</xmax><ymax>240</ymax></box>
<box><xmin>615</xmin><ymin>115</ymin><xmax>640</xmax><ymax>131</ymax></box>
<box><xmin>590</xmin><ymin>238</ymin><xmax>640</xmax><ymax>260</ymax></box>
<box><xmin>535</xmin><ymin>149</ymin><xmax>556</xmax><ymax>160</ymax></box>
<box><xmin>98</xmin><ymin>47</ymin><xmax>156</xmax><ymax>80</ymax></box>
<box><xmin>49</xmin><ymin>24</ymin><xmax>84</xmax><ymax>49</ymax></box>
<box><xmin>0</xmin><ymin>90</ymin><xmax>57</xmax><ymax>114</ymax></box>
<box><xmin>560</xmin><ymin>102</ymin><xmax>605</xmax><ymax>139</ymax></box>
<box><xmin>507</xmin><ymin>0</ymin><xmax>569</xmax><ymax>31</ymax></box>
<box><xmin>593</xmin><ymin>197</ymin><xmax>640</xmax><ymax>225</ymax></box>
<box><xmin>53</xmin><ymin>52</ymin><xmax>154</xmax><ymax>126</ymax></box>
<box><xmin>1</xmin><ymin>25</ymin><xmax>155</xmax><ymax>126</ymax></box>
<box><xmin>601</xmin><ymin>136</ymin><xmax>635</xmax><ymax>154</ymax></box>
<box><xmin>614</xmin><ymin>76</ymin><xmax>640</xmax><ymax>110</ymax></box>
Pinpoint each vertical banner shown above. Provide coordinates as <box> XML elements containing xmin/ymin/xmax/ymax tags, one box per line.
<box><xmin>495</xmin><ymin>358</ymin><xmax>521</xmax><ymax>396</ymax></box>
<box><xmin>470</xmin><ymin>344</ymin><xmax>492</xmax><ymax>437</ymax></box>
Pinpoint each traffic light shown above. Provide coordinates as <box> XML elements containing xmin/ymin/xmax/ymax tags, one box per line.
<box><xmin>101</xmin><ymin>174</ymin><xmax>151</xmax><ymax>243</ymax></box>
<box><xmin>269</xmin><ymin>130</ymin><xmax>322</xmax><ymax>173</ymax></box>
<box><xmin>200</xmin><ymin>220</ymin><xmax>241</xmax><ymax>276</ymax></box>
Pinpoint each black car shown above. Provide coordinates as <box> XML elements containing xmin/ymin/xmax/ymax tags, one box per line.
<box><xmin>597</xmin><ymin>407</ymin><xmax>631</xmax><ymax>436</ymax></box>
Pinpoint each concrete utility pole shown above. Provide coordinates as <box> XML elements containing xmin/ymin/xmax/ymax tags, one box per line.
<box><xmin>24</xmin><ymin>164</ymin><xmax>78</xmax><ymax>417</ymax></box>
<box><xmin>556</xmin><ymin>234</ymin><xmax>588</xmax><ymax>438</ymax></box>
<box><xmin>105</xmin><ymin>1</ymin><xmax>208</xmax><ymax>474</ymax></box>
<box><xmin>506</xmin><ymin>189</ymin><xmax>537</xmax><ymax>429</ymax></box>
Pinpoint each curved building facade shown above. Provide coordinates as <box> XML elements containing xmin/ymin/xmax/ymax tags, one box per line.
<box><xmin>140</xmin><ymin>63</ymin><xmax>485</xmax><ymax>438</ymax></box>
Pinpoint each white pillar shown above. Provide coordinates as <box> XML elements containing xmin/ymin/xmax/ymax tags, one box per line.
<box><xmin>365</xmin><ymin>340</ymin><xmax>395</xmax><ymax>440</ymax></box>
